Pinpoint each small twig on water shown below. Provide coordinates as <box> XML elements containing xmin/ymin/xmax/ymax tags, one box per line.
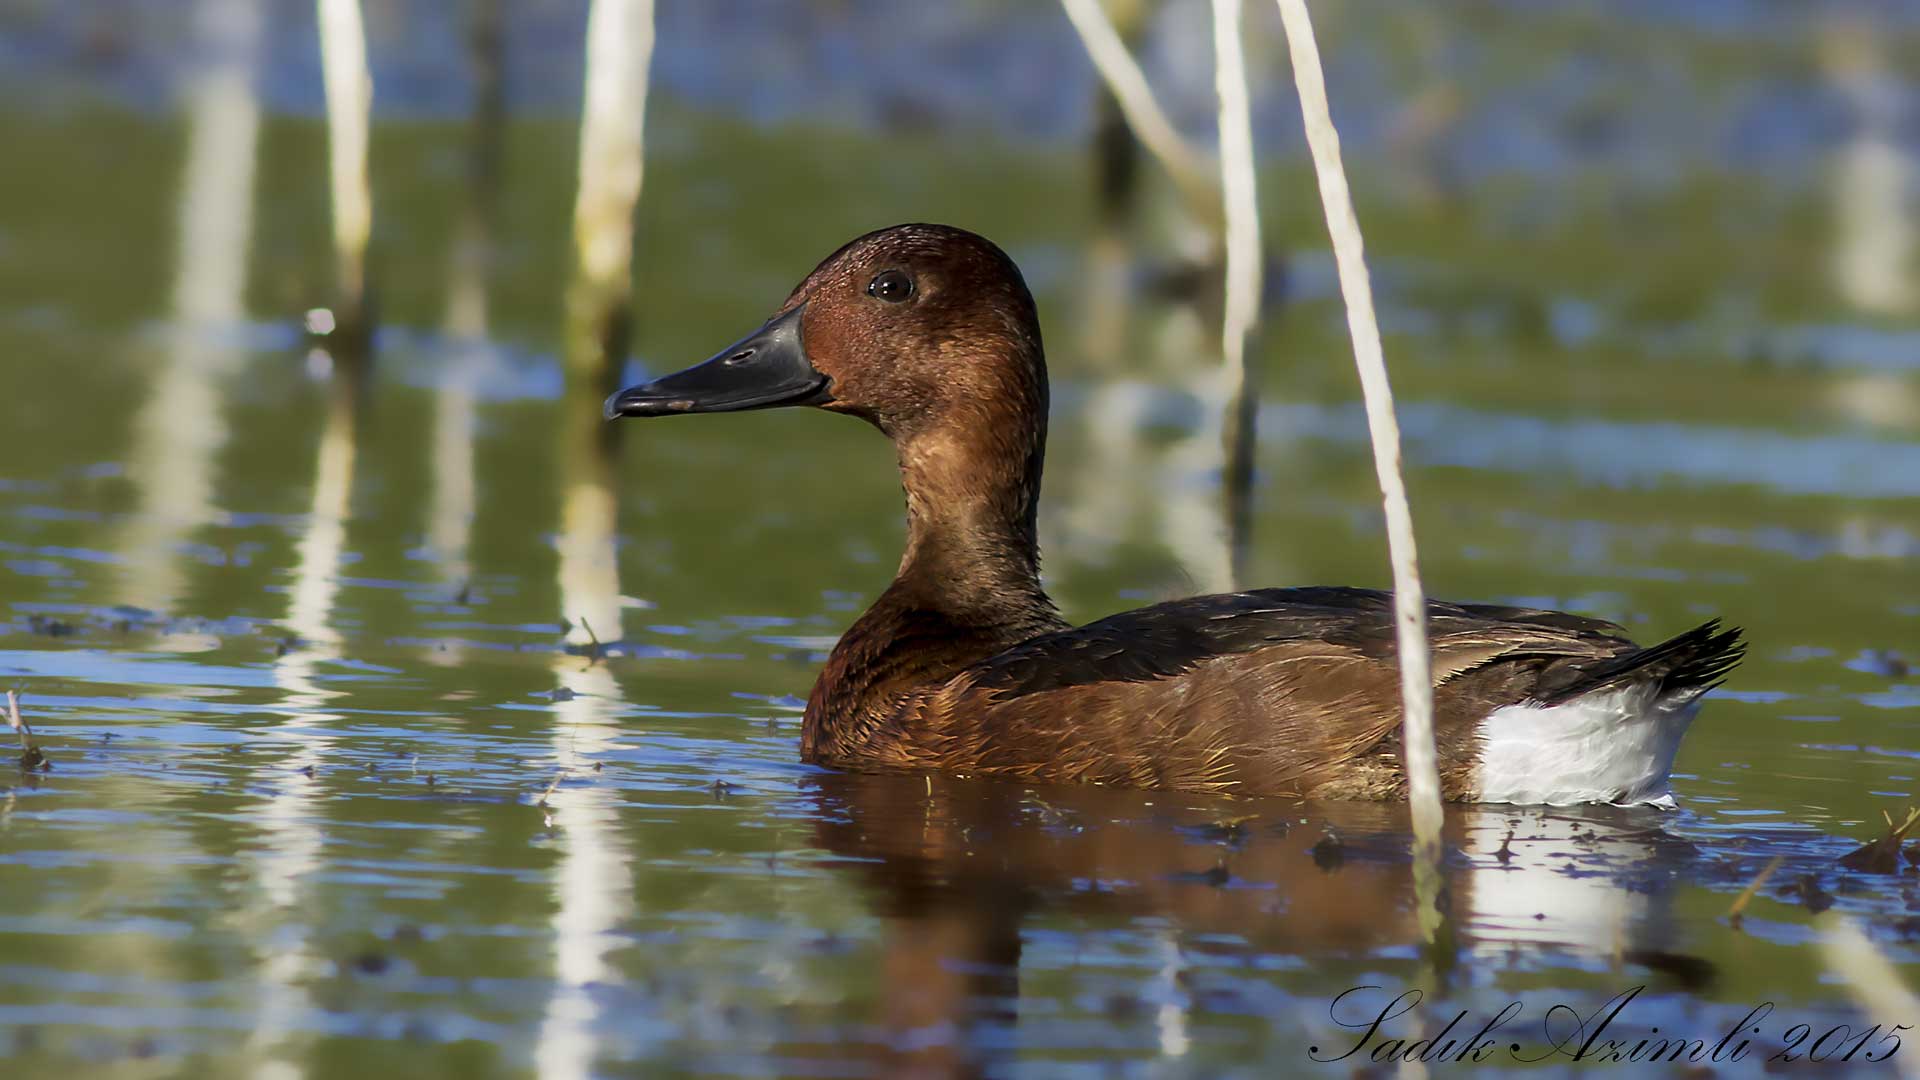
<box><xmin>575</xmin><ymin>615</ymin><xmax>606</xmax><ymax>668</ymax></box>
<box><xmin>8</xmin><ymin>691</ymin><xmax>48</xmax><ymax>772</ymax></box>
<box><xmin>6</xmin><ymin>691</ymin><xmax>30</xmax><ymax>740</ymax></box>
<box><xmin>537</xmin><ymin>770</ymin><xmax>566</xmax><ymax>808</ymax></box>
<box><xmin>1840</xmin><ymin>806</ymin><xmax>1920</xmax><ymax>874</ymax></box>
<box><xmin>1728</xmin><ymin>855</ymin><xmax>1785</xmax><ymax>928</ymax></box>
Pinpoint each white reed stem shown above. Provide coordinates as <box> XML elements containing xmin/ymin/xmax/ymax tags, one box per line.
<box><xmin>1272</xmin><ymin>0</ymin><xmax>1442</xmax><ymax>851</ymax></box>
<box><xmin>316</xmin><ymin>0</ymin><xmax>372</xmax><ymax>314</ymax></box>
<box><xmin>1211</xmin><ymin>0</ymin><xmax>1262</xmax><ymax>586</ymax></box>
<box><xmin>573</xmin><ymin>0</ymin><xmax>656</xmax><ymax>318</ymax></box>
<box><xmin>1059</xmin><ymin>0</ymin><xmax>1222</xmax><ymax>229</ymax></box>
<box><xmin>1821</xmin><ymin>917</ymin><xmax>1920</xmax><ymax>1080</ymax></box>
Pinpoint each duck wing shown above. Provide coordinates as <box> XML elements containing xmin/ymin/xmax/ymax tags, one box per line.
<box><xmin>961</xmin><ymin>587</ymin><xmax>1635</xmax><ymax>696</ymax></box>
<box><xmin>905</xmin><ymin>587</ymin><xmax>1699</xmax><ymax>797</ymax></box>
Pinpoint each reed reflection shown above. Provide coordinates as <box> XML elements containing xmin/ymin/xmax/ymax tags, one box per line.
<box><xmin>249</xmin><ymin>362</ymin><xmax>365</xmax><ymax>1078</ymax></box>
<box><xmin>1819</xmin><ymin>18</ymin><xmax>1920</xmax><ymax>434</ymax></box>
<box><xmin>802</xmin><ymin>771</ymin><xmax>1697</xmax><ymax>1076</ymax></box>
<box><xmin>1822</xmin><ymin>20</ymin><xmax>1916</xmax><ymax>319</ymax></box>
<box><xmin>1059</xmin><ymin>273</ymin><xmax>1288</xmax><ymax>600</ymax></box>
<box><xmin>1057</xmin><ymin>0</ymin><xmax>1263</xmax><ymax>596</ymax></box>
<box><xmin>424</xmin><ymin>0</ymin><xmax>506</xmax><ymax>658</ymax></box>
<box><xmin>117</xmin><ymin>0</ymin><xmax>260</xmax><ymax>619</ymax></box>
<box><xmin>532</xmin><ymin>379</ymin><xmax>634</xmax><ymax>1080</ymax></box>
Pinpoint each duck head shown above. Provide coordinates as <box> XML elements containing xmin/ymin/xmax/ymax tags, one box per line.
<box><xmin>605</xmin><ymin>223</ymin><xmax>1047</xmax><ymax>445</ymax></box>
<box><xmin>609</xmin><ymin>224</ymin><xmax>1067</xmax><ymax>739</ymax></box>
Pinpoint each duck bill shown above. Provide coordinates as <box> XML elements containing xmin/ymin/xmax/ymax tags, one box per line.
<box><xmin>603</xmin><ymin>305</ymin><xmax>830</xmax><ymax>419</ymax></box>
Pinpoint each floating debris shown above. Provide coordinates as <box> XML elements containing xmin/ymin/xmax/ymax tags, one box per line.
<box><xmin>1781</xmin><ymin>873</ymin><xmax>1836</xmax><ymax>914</ymax></box>
<box><xmin>1309</xmin><ymin>832</ymin><xmax>1345</xmax><ymax>871</ymax></box>
<box><xmin>1839</xmin><ymin>806</ymin><xmax>1920</xmax><ymax>874</ymax></box>
<box><xmin>25</xmin><ymin>614</ymin><xmax>77</xmax><ymax>639</ymax></box>
<box><xmin>1185</xmin><ymin>814</ymin><xmax>1257</xmax><ymax>848</ymax></box>
<box><xmin>577</xmin><ymin>616</ymin><xmax>605</xmax><ymax>666</ymax></box>
<box><xmin>1623</xmin><ymin>948</ymin><xmax>1718</xmax><ymax>992</ymax></box>
<box><xmin>349</xmin><ymin>950</ymin><xmax>391</xmax><ymax>976</ymax></box>
<box><xmin>1728</xmin><ymin>854</ymin><xmax>1784</xmax><ymax>928</ymax></box>
<box><xmin>1853</xmin><ymin>649</ymin><xmax>1911</xmax><ymax>678</ymax></box>
<box><xmin>6</xmin><ymin>691</ymin><xmax>48</xmax><ymax>772</ymax></box>
<box><xmin>1171</xmin><ymin>861</ymin><xmax>1232</xmax><ymax>887</ymax></box>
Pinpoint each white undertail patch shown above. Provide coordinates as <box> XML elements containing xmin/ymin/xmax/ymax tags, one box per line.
<box><xmin>1474</xmin><ymin>684</ymin><xmax>1704</xmax><ymax>807</ymax></box>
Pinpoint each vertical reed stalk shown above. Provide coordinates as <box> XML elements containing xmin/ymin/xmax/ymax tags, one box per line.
<box><xmin>444</xmin><ymin>0</ymin><xmax>505</xmax><ymax>342</ymax></box>
<box><xmin>1822</xmin><ymin>21</ymin><xmax>1916</xmax><ymax>316</ymax></box>
<box><xmin>535</xmin><ymin>384</ymin><xmax>632</xmax><ymax>1080</ymax></box>
<box><xmin>1078</xmin><ymin>1</ymin><xmax>1147</xmax><ymax>365</ymax></box>
<box><xmin>539</xmin><ymin>7</ymin><xmax>643</xmax><ymax>1049</ymax></box>
<box><xmin>569</xmin><ymin>0</ymin><xmax>656</xmax><ymax>388</ymax></box>
<box><xmin>1821</xmin><ymin>917</ymin><xmax>1920</xmax><ymax>1080</ymax></box>
<box><xmin>316</xmin><ymin>0</ymin><xmax>374</xmax><ymax>351</ymax></box>
<box><xmin>427</xmin><ymin>0</ymin><xmax>506</xmax><ymax>608</ymax></box>
<box><xmin>120</xmin><ymin>0</ymin><xmax>261</xmax><ymax>614</ymax></box>
<box><xmin>1271</xmin><ymin>0</ymin><xmax>1445</xmax><ymax>914</ymax></box>
<box><xmin>251</xmin><ymin>362</ymin><xmax>363</xmax><ymax>1076</ymax></box>
<box><xmin>1210</xmin><ymin>0</ymin><xmax>1262</xmax><ymax>586</ymax></box>
<box><xmin>1059</xmin><ymin>0</ymin><xmax>1223</xmax><ymax>232</ymax></box>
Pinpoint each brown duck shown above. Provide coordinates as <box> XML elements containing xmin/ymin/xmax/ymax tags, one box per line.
<box><xmin>607</xmin><ymin>224</ymin><xmax>1744</xmax><ymax>805</ymax></box>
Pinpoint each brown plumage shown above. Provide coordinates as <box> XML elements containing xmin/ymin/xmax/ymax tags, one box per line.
<box><xmin>607</xmin><ymin>223</ymin><xmax>1745</xmax><ymax>804</ymax></box>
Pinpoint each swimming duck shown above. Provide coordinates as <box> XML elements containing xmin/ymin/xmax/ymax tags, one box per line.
<box><xmin>606</xmin><ymin>224</ymin><xmax>1744</xmax><ymax>805</ymax></box>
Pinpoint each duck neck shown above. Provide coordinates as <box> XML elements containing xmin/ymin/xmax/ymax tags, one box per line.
<box><xmin>803</xmin><ymin>405</ymin><xmax>1066</xmax><ymax>756</ymax></box>
<box><xmin>891</xmin><ymin>418</ymin><xmax>1051</xmax><ymax>617</ymax></box>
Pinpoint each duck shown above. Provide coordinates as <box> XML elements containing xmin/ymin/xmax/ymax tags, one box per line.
<box><xmin>605</xmin><ymin>223</ymin><xmax>1745</xmax><ymax>805</ymax></box>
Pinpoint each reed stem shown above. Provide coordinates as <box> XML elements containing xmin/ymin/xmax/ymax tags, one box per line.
<box><xmin>1271</xmin><ymin>0</ymin><xmax>1445</xmax><ymax>887</ymax></box>
<box><xmin>1821</xmin><ymin>916</ymin><xmax>1920</xmax><ymax>1080</ymax></box>
<box><xmin>1059</xmin><ymin>0</ymin><xmax>1223</xmax><ymax>232</ymax></box>
<box><xmin>1210</xmin><ymin>0</ymin><xmax>1262</xmax><ymax>587</ymax></box>
<box><xmin>316</xmin><ymin>0</ymin><xmax>373</xmax><ymax>350</ymax></box>
<box><xmin>569</xmin><ymin>0</ymin><xmax>656</xmax><ymax>386</ymax></box>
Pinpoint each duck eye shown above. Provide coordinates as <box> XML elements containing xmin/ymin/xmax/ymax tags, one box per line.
<box><xmin>867</xmin><ymin>269</ymin><xmax>914</xmax><ymax>304</ymax></box>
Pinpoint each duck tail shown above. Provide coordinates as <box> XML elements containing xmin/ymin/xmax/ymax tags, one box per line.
<box><xmin>1538</xmin><ymin>619</ymin><xmax>1747</xmax><ymax>707</ymax></box>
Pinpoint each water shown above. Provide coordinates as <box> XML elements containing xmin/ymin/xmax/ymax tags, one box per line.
<box><xmin>3</xmin><ymin>3</ymin><xmax>1920</xmax><ymax>1076</ymax></box>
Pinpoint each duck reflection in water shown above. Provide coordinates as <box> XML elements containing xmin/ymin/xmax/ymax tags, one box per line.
<box><xmin>607</xmin><ymin>224</ymin><xmax>1744</xmax><ymax>805</ymax></box>
<box><xmin>791</xmin><ymin>772</ymin><xmax>1706</xmax><ymax>1077</ymax></box>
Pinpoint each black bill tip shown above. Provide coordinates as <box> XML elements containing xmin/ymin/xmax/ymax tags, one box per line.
<box><xmin>603</xmin><ymin>386</ymin><xmax>698</xmax><ymax>420</ymax></box>
<box><xmin>603</xmin><ymin>304</ymin><xmax>827</xmax><ymax>421</ymax></box>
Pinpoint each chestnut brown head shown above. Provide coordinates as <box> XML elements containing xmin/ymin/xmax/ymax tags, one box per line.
<box><xmin>605</xmin><ymin>224</ymin><xmax>1046</xmax><ymax>441</ymax></box>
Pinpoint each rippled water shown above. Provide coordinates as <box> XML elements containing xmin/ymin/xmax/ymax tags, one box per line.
<box><xmin>4</xmin><ymin>3</ymin><xmax>1920</xmax><ymax>1077</ymax></box>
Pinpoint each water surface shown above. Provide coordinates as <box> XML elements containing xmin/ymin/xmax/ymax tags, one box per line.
<box><xmin>3</xmin><ymin>3</ymin><xmax>1919</xmax><ymax>1076</ymax></box>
